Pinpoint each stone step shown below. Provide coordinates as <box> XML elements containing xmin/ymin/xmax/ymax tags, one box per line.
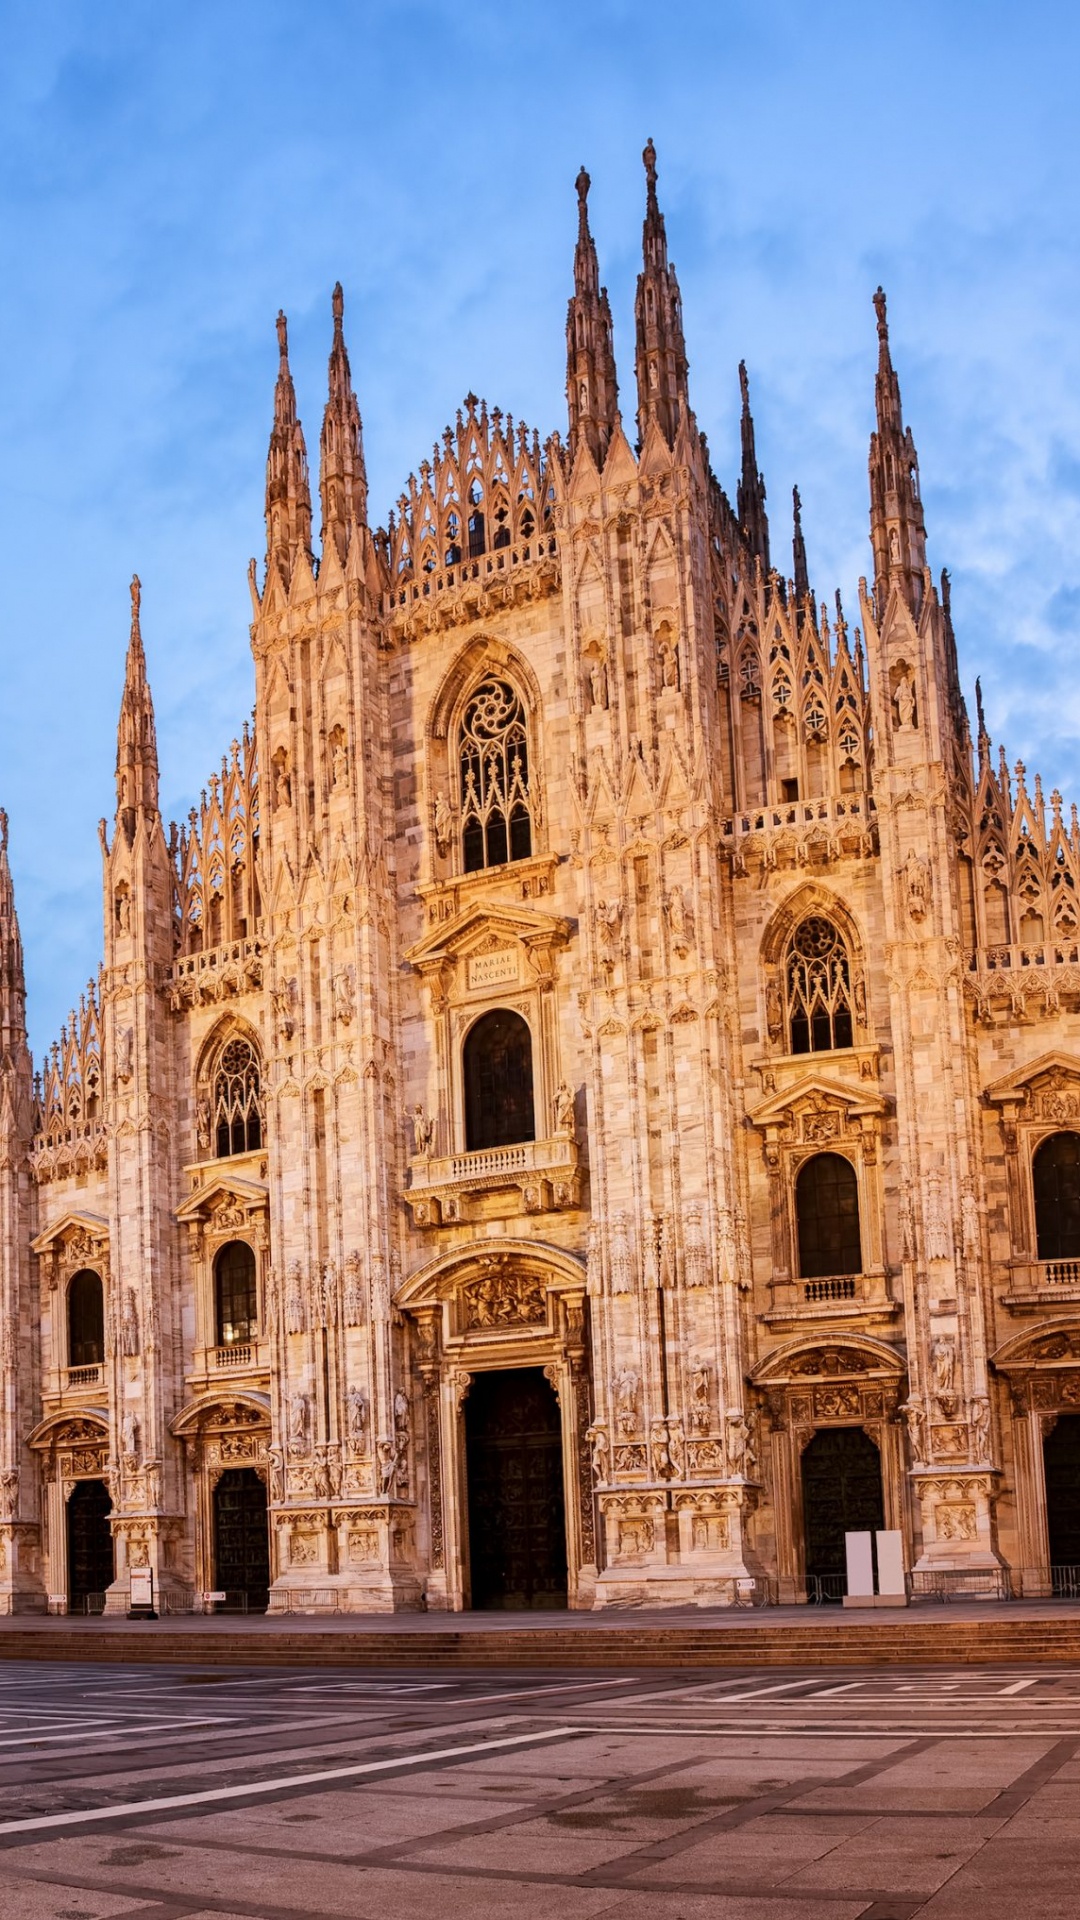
<box><xmin>4</xmin><ymin>1613</ymin><xmax>1080</xmax><ymax>1668</ymax></box>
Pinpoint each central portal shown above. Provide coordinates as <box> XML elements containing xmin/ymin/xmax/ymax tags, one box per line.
<box><xmin>465</xmin><ymin>1367</ymin><xmax>568</xmax><ymax>1609</ymax></box>
<box><xmin>801</xmin><ymin>1426</ymin><xmax>885</xmax><ymax>1597</ymax></box>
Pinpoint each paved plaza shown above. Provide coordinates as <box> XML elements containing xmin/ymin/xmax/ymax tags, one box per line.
<box><xmin>0</xmin><ymin>1657</ymin><xmax>1076</xmax><ymax>1917</ymax></box>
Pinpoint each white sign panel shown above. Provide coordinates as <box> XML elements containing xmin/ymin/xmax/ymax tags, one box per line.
<box><xmin>844</xmin><ymin>1530</ymin><xmax>874</xmax><ymax>1597</ymax></box>
<box><xmin>129</xmin><ymin>1569</ymin><xmax>154</xmax><ymax>1609</ymax></box>
<box><xmin>875</xmin><ymin>1529</ymin><xmax>906</xmax><ymax>1596</ymax></box>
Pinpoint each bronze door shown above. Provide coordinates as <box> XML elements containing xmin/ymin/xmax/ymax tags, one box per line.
<box><xmin>213</xmin><ymin>1467</ymin><xmax>270</xmax><ymax>1610</ymax></box>
<box><xmin>801</xmin><ymin>1426</ymin><xmax>884</xmax><ymax>1596</ymax></box>
<box><xmin>465</xmin><ymin>1368</ymin><xmax>568</xmax><ymax>1609</ymax></box>
<box><xmin>67</xmin><ymin>1480</ymin><xmax>114</xmax><ymax>1611</ymax></box>
<box><xmin>1045</xmin><ymin>1414</ymin><xmax>1080</xmax><ymax>1567</ymax></box>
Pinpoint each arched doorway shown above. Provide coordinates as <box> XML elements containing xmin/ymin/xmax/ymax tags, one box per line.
<box><xmin>212</xmin><ymin>1468</ymin><xmax>270</xmax><ymax>1611</ymax></box>
<box><xmin>1044</xmin><ymin>1414</ymin><xmax>1080</xmax><ymax>1569</ymax></box>
<box><xmin>465</xmin><ymin>1368</ymin><xmax>567</xmax><ymax>1609</ymax></box>
<box><xmin>801</xmin><ymin>1427</ymin><xmax>884</xmax><ymax>1598</ymax></box>
<box><xmin>67</xmin><ymin>1480</ymin><xmax>113</xmax><ymax>1612</ymax></box>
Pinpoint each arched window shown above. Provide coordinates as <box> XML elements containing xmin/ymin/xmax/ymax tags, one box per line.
<box><xmin>1033</xmin><ymin>1132</ymin><xmax>1080</xmax><ymax>1262</ymax></box>
<box><xmin>463</xmin><ymin>1009</ymin><xmax>535</xmax><ymax>1151</ymax></box>
<box><xmin>68</xmin><ymin>1270</ymin><xmax>104</xmax><ymax>1367</ymax></box>
<box><xmin>796</xmin><ymin>1153</ymin><xmax>862</xmax><ymax>1278</ymax></box>
<box><xmin>214</xmin><ymin>1240</ymin><xmax>258</xmax><ymax>1346</ymax></box>
<box><xmin>213</xmin><ymin>1038</ymin><xmax>262</xmax><ymax>1159</ymax></box>
<box><xmin>459</xmin><ymin>680</ymin><xmax>533</xmax><ymax>873</ymax></box>
<box><xmin>785</xmin><ymin>916</ymin><xmax>854</xmax><ymax>1054</ymax></box>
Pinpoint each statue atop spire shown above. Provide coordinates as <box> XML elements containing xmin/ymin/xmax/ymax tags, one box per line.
<box><xmin>868</xmin><ymin>286</ymin><xmax>927</xmax><ymax>618</ymax></box>
<box><xmin>319</xmin><ymin>281</ymin><xmax>368</xmax><ymax>562</ymax></box>
<box><xmin>0</xmin><ymin>807</ymin><xmax>26</xmax><ymax>1055</ymax></box>
<box><xmin>265</xmin><ymin>309</ymin><xmax>313</xmax><ymax>589</ymax></box>
<box><xmin>566</xmin><ymin>163</ymin><xmax>620</xmax><ymax>467</ymax></box>
<box><xmin>735</xmin><ymin>362</ymin><xmax>769</xmax><ymax>571</ymax></box>
<box><xmin>634</xmin><ymin>138</ymin><xmax>690</xmax><ymax>449</ymax></box>
<box><xmin>115</xmin><ymin>572</ymin><xmax>159</xmax><ymax>835</ymax></box>
<box><xmin>792</xmin><ymin>484</ymin><xmax>810</xmax><ymax>604</ymax></box>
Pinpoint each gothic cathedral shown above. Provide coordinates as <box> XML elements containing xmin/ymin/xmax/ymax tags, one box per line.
<box><xmin>2</xmin><ymin>147</ymin><xmax>1078</xmax><ymax>1614</ymax></box>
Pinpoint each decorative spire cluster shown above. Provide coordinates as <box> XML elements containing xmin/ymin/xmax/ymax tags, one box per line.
<box><xmin>265</xmin><ymin>311</ymin><xmax>313</xmax><ymax>588</ymax></box>
<box><xmin>319</xmin><ymin>283</ymin><xmax>368</xmax><ymax>562</ymax></box>
<box><xmin>115</xmin><ymin>574</ymin><xmax>159</xmax><ymax>835</ymax></box>
<box><xmin>565</xmin><ymin>167</ymin><xmax>620</xmax><ymax>468</ymax></box>
<box><xmin>0</xmin><ymin>809</ymin><xmax>26</xmax><ymax>1057</ymax></box>
<box><xmin>736</xmin><ymin>361</ymin><xmax>770</xmax><ymax>571</ymax></box>
<box><xmin>868</xmin><ymin>286</ymin><xmax>927</xmax><ymax>618</ymax></box>
<box><xmin>633</xmin><ymin>139</ymin><xmax>690</xmax><ymax>448</ymax></box>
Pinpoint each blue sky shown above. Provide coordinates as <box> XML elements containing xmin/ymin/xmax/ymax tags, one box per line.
<box><xmin>2</xmin><ymin>0</ymin><xmax>1079</xmax><ymax>1060</ymax></box>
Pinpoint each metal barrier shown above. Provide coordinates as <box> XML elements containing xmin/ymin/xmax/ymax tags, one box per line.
<box><xmin>806</xmin><ymin>1574</ymin><xmax>847</xmax><ymax>1604</ymax></box>
<box><xmin>909</xmin><ymin>1567</ymin><xmax>1012</xmax><ymax>1602</ymax></box>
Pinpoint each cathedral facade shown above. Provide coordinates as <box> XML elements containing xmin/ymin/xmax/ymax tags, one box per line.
<box><xmin>2</xmin><ymin>146</ymin><xmax>1079</xmax><ymax>1614</ymax></box>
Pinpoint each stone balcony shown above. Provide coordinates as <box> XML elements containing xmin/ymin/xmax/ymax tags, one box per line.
<box><xmin>760</xmin><ymin>1268</ymin><xmax>899</xmax><ymax>1332</ymax></box>
<box><xmin>405</xmin><ymin>1135</ymin><xmax>581</xmax><ymax>1227</ymax></box>
<box><xmin>167</xmin><ymin>936</ymin><xmax>265</xmax><ymax>1009</ymax></box>
<box><xmin>189</xmin><ymin>1338</ymin><xmax>270</xmax><ymax>1385</ymax></box>
<box><xmin>63</xmin><ymin>1364</ymin><xmax>105</xmax><ymax>1392</ymax></box>
<box><xmin>1000</xmin><ymin>1259</ymin><xmax>1080</xmax><ymax>1315</ymax></box>
<box><xmin>720</xmin><ymin>793</ymin><xmax>877</xmax><ymax>874</ymax></box>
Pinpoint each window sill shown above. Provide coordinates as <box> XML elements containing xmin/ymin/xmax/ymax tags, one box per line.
<box><xmin>405</xmin><ymin>1134</ymin><xmax>580</xmax><ymax>1227</ymax></box>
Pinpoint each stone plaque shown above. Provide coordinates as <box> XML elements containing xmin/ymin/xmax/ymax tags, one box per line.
<box><xmin>467</xmin><ymin>948</ymin><xmax>519</xmax><ymax>990</ymax></box>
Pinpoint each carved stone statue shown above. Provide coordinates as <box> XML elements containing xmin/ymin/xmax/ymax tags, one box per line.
<box><xmin>552</xmin><ymin>1081</ymin><xmax>575</xmax><ymax>1137</ymax></box>
<box><xmin>690</xmin><ymin>1360</ymin><xmax>711</xmax><ymax>1434</ymax></box>
<box><xmin>904</xmin><ymin>849</ymin><xmax>931</xmax><ymax>924</ymax></box>
<box><xmin>931</xmin><ymin>1335</ymin><xmax>957</xmax><ymax>1410</ymax></box>
<box><xmin>594</xmin><ymin>898</ymin><xmax>622</xmax><ymax>971</ymax></box>
<box><xmin>614</xmin><ymin>1367</ymin><xmax>640</xmax><ymax>1436</ymax></box>
<box><xmin>288</xmin><ymin>1390</ymin><xmax>310</xmax><ymax>1452</ymax></box>
<box><xmin>120</xmin><ymin>1289</ymin><xmax>140</xmax><ymax>1358</ymax></box>
<box><xmin>894</xmin><ymin>668</ymin><xmax>917</xmax><ymax>729</ymax></box>
<box><xmin>345</xmin><ymin>1387</ymin><xmax>369</xmax><ymax>1448</ymax></box>
<box><xmin>588</xmin><ymin>655</ymin><xmax>608</xmax><ymax>711</ymax></box>
<box><xmin>970</xmin><ymin>1393</ymin><xmax>992</xmax><ymax>1464</ymax></box>
<box><xmin>117</xmin><ymin>1028</ymin><xmax>135</xmax><ymax>1085</ymax></box>
<box><xmin>433</xmin><ymin>790</ymin><xmax>453</xmax><ymax>855</ymax></box>
<box><xmin>900</xmin><ymin>1395</ymin><xmax>927</xmax><ymax>1465</ymax></box>
<box><xmin>586</xmin><ymin>1423</ymin><xmax>609</xmax><ymax>1483</ymax></box>
<box><xmin>332</xmin><ymin>966</ymin><xmax>356</xmax><ymax>1026</ymax></box>
<box><xmin>120</xmin><ymin>1410</ymin><xmax>139</xmax><ymax>1461</ymax></box>
<box><xmin>408</xmin><ymin>1104</ymin><xmax>435</xmax><ymax>1155</ymax></box>
<box><xmin>196</xmin><ymin>1095</ymin><xmax>212</xmax><ymax>1154</ymax></box>
<box><xmin>664</xmin><ymin>886</ymin><xmax>693</xmax><ymax>957</ymax></box>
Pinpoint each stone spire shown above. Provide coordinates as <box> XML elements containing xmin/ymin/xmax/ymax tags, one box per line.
<box><xmin>735</xmin><ymin>361</ymin><xmax>769</xmax><ymax>571</ymax></box>
<box><xmin>0</xmin><ymin>810</ymin><xmax>26</xmax><ymax>1063</ymax></box>
<box><xmin>634</xmin><ymin>139</ymin><xmax>690</xmax><ymax>449</ymax></box>
<box><xmin>565</xmin><ymin>166</ymin><xmax>620</xmax><ymax>469</ymax></box>
<box><xmin>792</xmin><ymin>485</ymin><xmax>809</xmax><ymax>603</ymax></box>
<box><xmin>115</xmin><ymin>575</ymin><xmax>159</xmax><ymax>839</ymax></box>
<box><xmin>868</xmin><ymin>287</ymin><xmax>927</xmax><ymax>618</ymax></box>
<box><xmin>265</xmin><ymin>310</ymin><xmax>313</xmax><ymax>589</ymax></box>
<box><xmin>319</xmin><ymin>283</ymin><xmax>368</xmax><ymax>563</ymax></box>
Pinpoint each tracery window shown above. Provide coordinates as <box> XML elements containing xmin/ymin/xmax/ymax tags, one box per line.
<box><xmin>1034</xmin><ymin>1131</ymin><xmax>1080</xmax><ymax>1262</ymax></box>
<box><xmin>785</xmin><ymin>916</ymin><xmax>853</xmax><ymax>1054</ymax></box>
<box><xmin>213</xmin><ymin>1038</ymin><xmax>263</xmax><ymax>1159</ymax></box>
<box><xmin>796</xmin><ymin>1152</ymin><xmax>862</xmax><ymax>1278</ymax></box>
<box><xmin>214</xmin><ymin>1240</ymin><xmax>258</xmax><ymax>1346</ymax></box>
<box><xmin>459</xmin><ymin>679</ymin><xmax>533</xmax><ymax>873</ymax></box>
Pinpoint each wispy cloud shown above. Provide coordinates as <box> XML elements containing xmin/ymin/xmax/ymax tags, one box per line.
<box><xmin>2</xmin><ymin>0</ymin><xmax>1079</xmax><ymax>1055</ymax></box>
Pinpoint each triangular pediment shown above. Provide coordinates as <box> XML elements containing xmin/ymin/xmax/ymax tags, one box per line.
<box><xmin>31</xmin><ymin>1209</ymin><xmax>109</xmax><ymax>1258</ymax></box>
<box><xmin>404</xmin><ymin>900</ymin><xmax>570</xmax><ymax>970</ymax></box>
<box><xmin>984</xmin><ymin>1050</ymin><xmax>1080</xmax><ymax>1107</ymax></box>
<box><xmin>175</xmin><ymin>1171</ymin><xmax>268</xmax><ymax>1226</ymax></box>
<box><xmin>748</xmin><ymin>1071</ymin><xmax>887</xmax><ymax>1130</ymax></box>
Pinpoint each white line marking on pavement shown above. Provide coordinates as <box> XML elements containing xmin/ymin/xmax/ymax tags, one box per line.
<box><xmin>0</xmin><ymin>1725</ymin><xmax>578</xmax><ymax>1836</ymax></box>
<box><xmin>811</xmin><ymin>1683</ymin><xmax>864</xmax><ymax>1697</ymax></box>
<box><xmin>696</xmin><ymin>1680</ymin><xmax>823</xmax><ymax>1702</ymax></box>
<box><xmin>566</xmin><ymin>1722</ymin><xmax>1075</xmax><ymax>1739</ymax></box>
<box><xmin>999</xmin><ymin>1678</ymin><xmax>1038</xmax><ymax>1694</ymax></box>
<box><xmin>0</xmin><ymin>1716</ymin><xmax>237</xmax><ymax>1750</ymax></box>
